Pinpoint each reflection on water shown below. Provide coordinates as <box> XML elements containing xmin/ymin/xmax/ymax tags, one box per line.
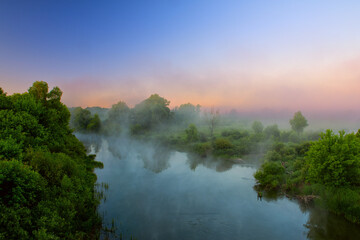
<box><xmin>186</xmin><ymin>154</ymin><xmax>235</xmax><ymax>172</ymax></box>
<box><xmin>86</xmin><ymin>136</ymin><xmax>360</xmax><ymax>240</ymax></box>
<box><xmin>304</xmin><ymin>207</ymin><xmax>360</xmax><ymax>240</ymax></box>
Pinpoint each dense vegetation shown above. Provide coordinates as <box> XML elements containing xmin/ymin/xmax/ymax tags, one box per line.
<box><xmin>71</xmin><ymin>95</ymin><xmax>318</xmax><ymax>160</ymax></box>
<box><xmin>254</xmin><ymin>129</ymin><xmax>360</xmax><ymax>224</ymax></box>
<box><xmin>71</xmin><ymin>93</ymin><xmax>360</xmax><ymax>225</ymax></box>
<box><xmin>0</xmin><ymin>82</ymin><xmax>102</xmax><ymax>239</ymax></box>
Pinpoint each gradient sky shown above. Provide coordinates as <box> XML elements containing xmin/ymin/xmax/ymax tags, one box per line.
<box><xmin>1</xmin><ymin>0</ymin><xmax>360</xmax><ymax>113</ymax></box>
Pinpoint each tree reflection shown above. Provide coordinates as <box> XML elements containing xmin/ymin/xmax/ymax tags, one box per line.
<box><xmin>304</xmin><ymin>207</ymin><xmax>360</xmax><ymax>240</ymax></box>
<box><xmin>186</xmin><ymin>153</ymin><xmax>235</xmax><ymax>172</ymax></box>
<box><xmin>139</xmin><ymin>145</ymin><xmax>172</xmax><ymax>173</ymax></box>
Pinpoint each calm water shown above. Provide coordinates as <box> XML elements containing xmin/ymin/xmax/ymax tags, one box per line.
<box><xmin>78</xmin><ymin>135</ymin><xmax>360</xmax><ymax>240</ymax></box>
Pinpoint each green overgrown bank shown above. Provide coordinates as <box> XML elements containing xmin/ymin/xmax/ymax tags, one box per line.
<box><xmin>0</xmin><ymin>81</ymin><xmax>103</xmax><ymax>239</ymax></box>
<box><xmin>71</xmin><ymin>90</ymin><xmax>360</xmax><ymax>225</ymax></box>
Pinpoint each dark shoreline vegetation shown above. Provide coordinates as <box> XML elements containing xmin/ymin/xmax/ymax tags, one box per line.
<box><xmin>0</xmin><ymin>82</ymin><xmax>103</xmax><ymax>239</ymax></box>
<box><xmin>69</xmin><ymin>87</ymin><xmax>360</xmax><ymax>227</ymax></box>
<box><xmin>1</xmin><ymin>81</ymin><xmax>360</xmax><ymax>239</ymax></box>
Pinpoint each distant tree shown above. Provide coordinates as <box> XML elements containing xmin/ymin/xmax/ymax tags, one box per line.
<box><xmin>70</xmin><ymin>107</ymin><xmax>101</xmax><ymax>133</ymax></box>
<box><xmin>264</xmin><ymin>124</ymin><xmax>280</xmax><ymax>139</ymax></box>
<box><xmin>252</xmin><ymin>121</ymin><xmax>264</xmax><ymax>134</ymax></box>
<box><xmin>102</xmin><ymin>101</ymin><xmax>130</xmax><ymax>135</ymax></box>
<box><xmin>131</xmin><ymin>94</ymin><xmax>171</xmax><ymax>130</ymax></box>
<box><xmin>87</xmin><ymin>114</ymin><xmax>101</xmax><ymax>132</ymax></box>
<box><xmin>290</xmin><ymin>111</ymin><xmax>308</xmax><ymax>134</ymax></box>
<box><xmin>185</xmin><ymin>124</ymin><xmax>199</xmax><ymax>142</ymax></box>
<box><xmin>71</xmin><ymin>107</ymin><xmax>92</xmax><ymax>131</ymax></box>
<box><xmin>107</xmin><ymin>101</ymin><xmax>130</xmax><ymax>122</ymax></box>
<box><xmin>174</xmin><ymin>103</ymin><xmax>201</xmax><ymax>125</ymax></box>
<box><xmin>206</xmin><ymin>107</ymin><xmax>220</xmax><ymax>138</ymax></box>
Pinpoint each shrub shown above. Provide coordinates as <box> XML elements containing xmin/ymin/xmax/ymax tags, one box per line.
<box><xmin>254</xmin><ymin>162</ymin><xmax>285</xmax><ymax>189</ymax></box>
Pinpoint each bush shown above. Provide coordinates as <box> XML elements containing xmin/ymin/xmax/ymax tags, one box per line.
<box><xmin>322</xmin><ymin>187</ymin><xmax>360</xmax><ymax>223</ymax></box>
<box><xmin>185</xmin><ymin>124</ymin><xmax>199</xmax><ymax>142</ymax></box>
<box><xmin>254</xmin><ymin>162</ymin><xmax>285</xmax><ymax>189</ymax></box>
<box><xmin>193</xmin><ymin>142</ymin><xmax>212</xmax><ymax>157</ymax></box>
<box><xmin>306</xmin><ymin>130</ymin><xmax>360</xmax><ymax>187</ymax></box>
<box><xmin>213</xmin><ymin>138</ymin><xmax>235</xmax><ymax>156</ymax></box>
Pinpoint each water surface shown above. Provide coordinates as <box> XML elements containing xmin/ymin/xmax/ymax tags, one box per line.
<box><xmin>83</xmin><ymin>136</ymin><xmax>360</xmax><ymax>240</ymax></box>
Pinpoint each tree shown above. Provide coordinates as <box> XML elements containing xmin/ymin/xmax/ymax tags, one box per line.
<box><xmin>70</xmin><ymin>108</ymin><xmax>102</xmax><ymax>133</ymax></box>
<box><xmin>0</xmin><ymin>82</ymin><xmax>102</xmax><ymax>239</ymax></box>
<box><xmin>102</xmin><ymin>101</ymin><xmax>130</xmax><ymax>134</ymax></box>
<box><xmin>107</xmin><ymin>101</ymin><xmax>130</xmax><ymax>122</ymax></box>
<box><xmin>87</xmin><ymin>114</ymin><xmax>101</xmax><ymax>132</ymax></box>
<box><xmin>28</xmin><ymin>81</ymin><xmax>49</xmax><ymax>103</ymax></box>
<box><xmin>173</xmin><ymin>103</ymin><xmax>201</xmax><ymax>125</ymax></box>
<box><xmin>254</xmin><ymin>161</ymin><xmax>285</xmax><ymax>189</ymax></box>
<box><xmin>264</xmin><ymin>124</ymin><xmax>280</xmax><ymax>139</ymax></box>
<box><xmin>185</xmin><ymin>124</ymin><xmax>199</xmax><ymax>142</ymax></box>
<box><xmin>289</xmin><ymin>111</ymin><xmax>308</xmax><ymax>134</ymax></box>
<box><xmin>206</xmin><ymin>107</ymin><xmax>220</xmax><ymax>138</ymax></box>
<box><xmin>131</xmin><ymin>94</ymin><xmax>171</xmax><ymax>130</ymax></box>
<box><xmin>306</xmin><ymin>130</ymin><xmax>360</xmax><ymax>187</ymax></box>
<box><xmin>71</xmin><ymin>107</ymin><xmax>92</xmax><ymax>131</ymax></box>
<box><xmin>252</xmin><ymin>121</ymin><xmax>264</xmax><ymax>134</ymax></box>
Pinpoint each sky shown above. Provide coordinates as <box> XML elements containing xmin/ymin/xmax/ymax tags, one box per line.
<box><xmin>1</xmin><ymin>0</ymin><xmax>360</xmax><ymax>114</ymax></box>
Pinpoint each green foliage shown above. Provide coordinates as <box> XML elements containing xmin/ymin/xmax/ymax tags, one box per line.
<box><xmin>221</xmin><ymin>129</ymin><xmax>249</xmax><ymax>140</ymax></box>
<box><xmin>0</xmin><ymin>82</ymin><xmax>101</xmax><ymax>239</ymax></box>
<box><xmin>185</xmin><ymin>124</ymin><xmax>199</xmax><ymax>142</ymax></box>
<box><xmin>254</xmin><ymin>162</ymin><xmax>285</xmax><ymax>189</ymax></box>
<box><xmin>87</xmin><ymin>114</ymin><xmax>101</xmax><ymax>132</ymax></box>
<box><xmin>206</xmin><ymin>108</ymin><xmax>220</xmax><ymax>137</ymax></box>
<box><xmin>70</xmin><ymin>107</ymin><xmax>101</xmax><ymax>133</ymax></box>
<box><xmin>289</xmin><ymin>111</ymin><xmax>308</xmax><ymax>134</ymax></box>
<box><xmin>0</xmin><ymin>160</ymin><xmax>45</xmax><ymax>208</ymax></box>
<box><xmin>256</xmin><ymin>128</ymin><xmax>360</xmax><ymax>224</ymax></box>
<box><xmin>214</xmin><ymin>138</ymin><xmax>233</xmax><ymax>150</ymax></box>
<box><xmin>306</xmin><ymin>130</ymin><xmax>360</xmax><ymax>187</ymax></box>
<box><xmin>131</xmin><ymin>94</ymin><xmax>171</xmax><ymax>131</ymax></box>
<box><xmin>213</xmin><ymin>138</ymin><xmax>234</xmax><ymax>156</ymax></box>
<box><xmin>102</xmin><ymin>101</ymin><xmax>130</xmax><ymax>135</ymax></box>
<box><xmin>255</xmin><ymin>141</ymin><xmax>311</xmax><ymax>191</ymax></box>
<box><xmin>173</xmin><ymin>103</ymin><xmax>200</xmax><ymax>126</ymax></box>
<box><xmin>28</xmin><ymin>81</ymin><xmax>49</xmax><ymax>103</ymax></box>
<box><xmin>108</xmin><ymin>101</ymin><xmax>130</xmax><ymax>121</ymax></box>
<box><xmin>0</xmin><ymin>88</ymin><xmax>12</xmax><ymax>110</ymax></box>
<box><xmin>321</xmin><ymin>187</ymin><xmax>360</xmax><ymax>223</ymax></box>
<box><xmin>264</xmin><ymin>124</ymin><xmax>280</xmax><ymax>140</ymax></box>
<box><xmin>252</xmin><ymin>121</ymin><xmax>264</xmax><ymax>134</ymax></box>
<box><xmin>193</xmin><ymin>142</ymin><xmax>212</xmax><ymax>157</ymax></box>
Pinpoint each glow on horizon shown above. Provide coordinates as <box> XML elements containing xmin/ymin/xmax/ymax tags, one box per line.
<box><xmin>1</xmin><ymin>1</ymin><xmax>360</xmax><ymax>113</ymax></box>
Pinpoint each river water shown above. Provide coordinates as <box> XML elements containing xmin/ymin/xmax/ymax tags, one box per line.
<box><xmin>79</xmin><ymin>135</ymin><xmax>360</xmax><ymax>240</ymax></box>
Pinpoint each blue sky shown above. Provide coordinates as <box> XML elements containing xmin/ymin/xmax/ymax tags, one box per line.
<box><xmin>1</xmin><ymin>0</ymin><xmax>360</xmax><ymax>112</ymax></box>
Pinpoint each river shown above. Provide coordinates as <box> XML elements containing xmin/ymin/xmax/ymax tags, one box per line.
<box><xmin>78</xmin><ymin>135</ymin><xmax>360</xmax><ymax>240</ymax></box>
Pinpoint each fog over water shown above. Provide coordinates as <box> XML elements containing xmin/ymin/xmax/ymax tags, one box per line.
<box><xmin>76</xmin><ymin>134</ymin><xmax>360</xmax><ymax>240</ymax></box>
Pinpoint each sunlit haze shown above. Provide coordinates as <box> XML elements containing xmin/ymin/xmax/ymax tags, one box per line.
<box><xmin>1</xmin><ymin>0</ymin><xmax>360</xmax><ymax>115</ymax></box>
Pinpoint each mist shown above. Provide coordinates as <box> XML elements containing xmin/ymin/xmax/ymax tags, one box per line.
<box><xmin>69</xmin><ymin>91</ymin><xmax>360</xmax><ymax>240</ymax></box>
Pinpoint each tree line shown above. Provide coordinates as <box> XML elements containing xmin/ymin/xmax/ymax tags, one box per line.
<box><xmin>0</xmin><ymin>81</ymin><xmax>103</xmax><ymax>239</ymax></box>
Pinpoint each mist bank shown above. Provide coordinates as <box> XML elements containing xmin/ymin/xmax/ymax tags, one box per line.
<box><xmin>69</xmin><ymin>94</ymin><xmax>322</xmax><ymax>162</ymax></box>
<box><xmin>70</xmin><ymin>93</ymin><xmax>360</xmax><ymax>227</ymax></box>
<box><xmin>81</xmin><ymin>133</ymin><xmax>360</xmax><ymax>240</ymax></box>
<box><xmin>70</xmin><ymin>104</ymin><xmax>360</xmax><ymax>133</ymax></box>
